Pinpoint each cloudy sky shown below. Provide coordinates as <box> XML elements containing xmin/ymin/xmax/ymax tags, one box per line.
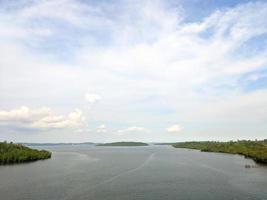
<box><xmin>0</xmin><ymin>0</ymin><xmax>267</xmax><ymax>143</ymax></box>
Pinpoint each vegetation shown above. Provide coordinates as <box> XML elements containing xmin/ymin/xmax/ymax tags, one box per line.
<box><xmin>153</xmin><ymin>143</ymin><xmax>174</xmax><ymax>145</ymax></box>
<box><xmin>172</xmin><ymin>140</ymin><xmax>267</xmax><ymax>164</ymax></box>
<box><xmin>21</xmin><ymin>142</ymin><xmax>94</xmax><ymax>146</ymax></box>
<box><xmin>97</xmin><ymin>142</ymin><xmax>149</xmax><ymax>146</ymax></box>
<box><xmin>0</xmin><ymin>141</ymin><xmax>51</xmax><ymax>165</ymax></box>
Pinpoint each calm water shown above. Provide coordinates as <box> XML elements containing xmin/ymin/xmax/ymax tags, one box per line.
<box><xmin>0</xmin><ymin>145</ymin><xmax>267</xmax><ymax>200</ymax></box>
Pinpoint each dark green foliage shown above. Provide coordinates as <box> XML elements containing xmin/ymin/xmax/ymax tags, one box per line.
<box><xmin>97</xmin><ymin>142</ymin><xmax>149</xmax><ymax>146</ymax></box>
<box><xmin>172</xmin><ymin>140</ymin><xmax>267</xmax><ymax>164</ymax></box>
<box><xmin>0</xmin><ymin>141</ymin><xmax>51</xmax><ymax>165</ymax></box>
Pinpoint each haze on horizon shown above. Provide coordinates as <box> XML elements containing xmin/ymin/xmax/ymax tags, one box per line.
<box><xmin>0</xmin><ymin>0</ymin><xmax>267</xmax><ymax>143</ymax></box>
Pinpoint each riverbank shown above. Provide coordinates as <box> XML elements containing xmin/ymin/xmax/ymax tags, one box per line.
<box><xmin>0</xmin><ymin>142</ymin><xmax>51</xmax><ymax>165</ymax></box>
<box><xmin>172</xmin><ymin>140</ymin><xmax>267</xmax><ymax>164</ymax></box>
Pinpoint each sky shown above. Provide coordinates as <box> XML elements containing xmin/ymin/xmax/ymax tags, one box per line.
<box><xmin>0</xmin><ymin>0</ymin><xmax>267</xmax><ymax>143</ymax></box>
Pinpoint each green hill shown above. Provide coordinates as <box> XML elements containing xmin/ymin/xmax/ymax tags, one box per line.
<box><xmin>0</xmin><ymin>142</ymin><xmax>51</xmax><ymax>165</ymax></box>
<box><xmin>97</xmin><ymin>142</ymin><xmax>149</xmax><ymax>147</ymax></box>
<box><xmin>172</xmin><ymin>140</ymin><xmax>267</xmax><ymax>164</ymax></box>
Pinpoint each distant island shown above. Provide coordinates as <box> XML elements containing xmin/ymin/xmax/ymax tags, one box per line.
<box><xmin>97</xmin><ymin>142</ymin><xmax>149</xmax><ymax>147</ymax></box>
<box><xmin>0</xmin><ymin>142</ymin><xmax>51</xmax><ymax>165</ymax></box>
<box><xmin>21</xmin><ymin>142</ymin><xmax>94</xmax><ymax>146</ymax></box>
<box><xmin>172</xmin><ymin>140</ymin><xmax>267</xmax><ymax>164</ymax></box>
<box><xmin>153</xmin><ymin>143</ymin><xmax>175</xmax><ymax>145</ymax></box>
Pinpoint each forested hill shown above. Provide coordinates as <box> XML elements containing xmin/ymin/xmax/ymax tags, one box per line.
<box><xmin>172</xmin><ymin>140</ymin><xmax>267</xmax><ymax>164</ymax></box>
<box><xmin>0</xmin><ymin>142</ymin><xmax>51</xmax><ymax>165</ymax></box>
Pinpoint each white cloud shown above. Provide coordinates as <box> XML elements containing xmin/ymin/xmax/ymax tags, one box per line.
<box><xmin>0</xmin><ymin>106</ymin><xmax>51</xmax><ymax>122</ymax></box>
<box><xmin>85</xmin><ymin>93</ymin><xmax>102</xmax><ymax>104</ymax></box>
<box><xmin>18</xmin><ymin>0</ymin><xmax>92</xmax><ymax>26</ymax></box>
<box><xmin>117</xmin><ymin>126</ymin><xmax>148</xmax><ymax>134</ymax></box>
<box><xmin>0</xmin><ymin>1</ymin><xmax>267</xmax><ymax>141</ymax></box>
<box><xmin>96</xmin><ymin>124</ymin><xmax>107</xmax><ymax>133</ymax></box>
<box><xmin>75</xmin><ymin>128</ymin><xmax>91</xmax><ymax>133</ymax></box>
<box><xmin>166</xmin><ymin>125</ymin><xmax>183</xmax><ymax>133</ymax></box>
<box><xmin>0</xmin><ymin>106</ymin><xmax>85</xmax><ymax>130</ymax></box>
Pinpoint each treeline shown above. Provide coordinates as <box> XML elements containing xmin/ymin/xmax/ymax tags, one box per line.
<box><xmin>0</xmin><ymin>141</ymin><xmax>51</xmax><ymax>165</ymax></box>
<box><xmin>172</xmin><ymin>140</ymin><xmax>267</xmax><ymax>164</ymax></box>
<box><xmin>97</xmin><ymin>142</ymin><xmax>149</xmax><ymax>146</ymax></box>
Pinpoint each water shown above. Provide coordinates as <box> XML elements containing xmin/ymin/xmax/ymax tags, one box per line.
<box><xmin>0</xmin><ymin>145</ymin><xmax>266</xmax><ymax>200</ymax></box>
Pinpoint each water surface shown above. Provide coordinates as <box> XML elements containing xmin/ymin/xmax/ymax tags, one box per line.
<box><xmin>0</xmin><ymin>145</ymin><xmax>266</xmax><ymax>200</ymax></box>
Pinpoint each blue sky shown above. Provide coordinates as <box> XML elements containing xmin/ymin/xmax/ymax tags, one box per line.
<box><xmin>0</xmin><ymin>0</ymin><xmax>267</xmax><ymax>142</ymax></box>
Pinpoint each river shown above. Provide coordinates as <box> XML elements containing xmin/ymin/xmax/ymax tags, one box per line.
<box><xmin>0</xmin><ymin>145</ymin><xmax>266</xmax><ymax>200</ymax></box>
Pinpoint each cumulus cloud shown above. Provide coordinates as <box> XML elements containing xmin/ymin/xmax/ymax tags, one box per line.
<box><xmin>117</xmin><ymin>126</ymin><xmax>148</xmax><ymax>134</ymax></box>
<box><xmin>0</xmin><ymin>1</ymin><xmax>267</xmax><ymax>141</ymax></box>
<box><xmin>0</xmin><ymin>106</ymin><xmax>85</xmax><ymax>130</ymax></box>
<box><xmin>96</xmin><ymin>124</ymin><xmax>107</xmax><ymax>133</ymax></box>
<box><xmin>75</xmin><ymin>128</ymin><xmax>91</xmax><ymax>133</ymax></box>
<box><xmin>166</xmin><ymin>125</ymin><xmax>183</xmax><ymax>133</ymax></box>
<box><xmin>85</xmin><ymin>93</ymin><xmax>102</xmax><ymax>104</ymax></box>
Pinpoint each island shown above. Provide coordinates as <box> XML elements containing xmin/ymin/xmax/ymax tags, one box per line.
<box><xmin>172</xmin><ymin>140</ymin><xmax>267</xmax><ymax>164</ymax></box>
<box><xmin>21</xmin><ymin>142</ymin><xmax>94</xmax><ymax>146</ymax></box>
<box><xmin>0</xmin><ymin>142</ymin><xmax>52</xmax><ymax>165</ymax></box>
<box><xmin>97</xmin><ymin>142</ymin><xmax>149</xmax><ymax>147</ymax></box>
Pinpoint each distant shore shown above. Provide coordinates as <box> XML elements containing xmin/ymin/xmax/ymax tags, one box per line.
<box><xmin>97</xmin><ymin>142</ymin><xmax>149</xmax><ymax>147</ymax></box>
<box><xmin>172</xmin><ymin>140</ymin><xmax>267</xmax><ymax>164</ymax></box>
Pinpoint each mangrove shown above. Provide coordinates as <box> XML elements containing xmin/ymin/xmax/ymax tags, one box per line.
<box><xmin>172</xmin><ymin>140</ymin><xmax>267</xmax><ymax>164</ymax></box>
<box><xmin>0</xmin><ymin>141</ymin><xmax>52</xmax><ymax>165</ymax></box>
